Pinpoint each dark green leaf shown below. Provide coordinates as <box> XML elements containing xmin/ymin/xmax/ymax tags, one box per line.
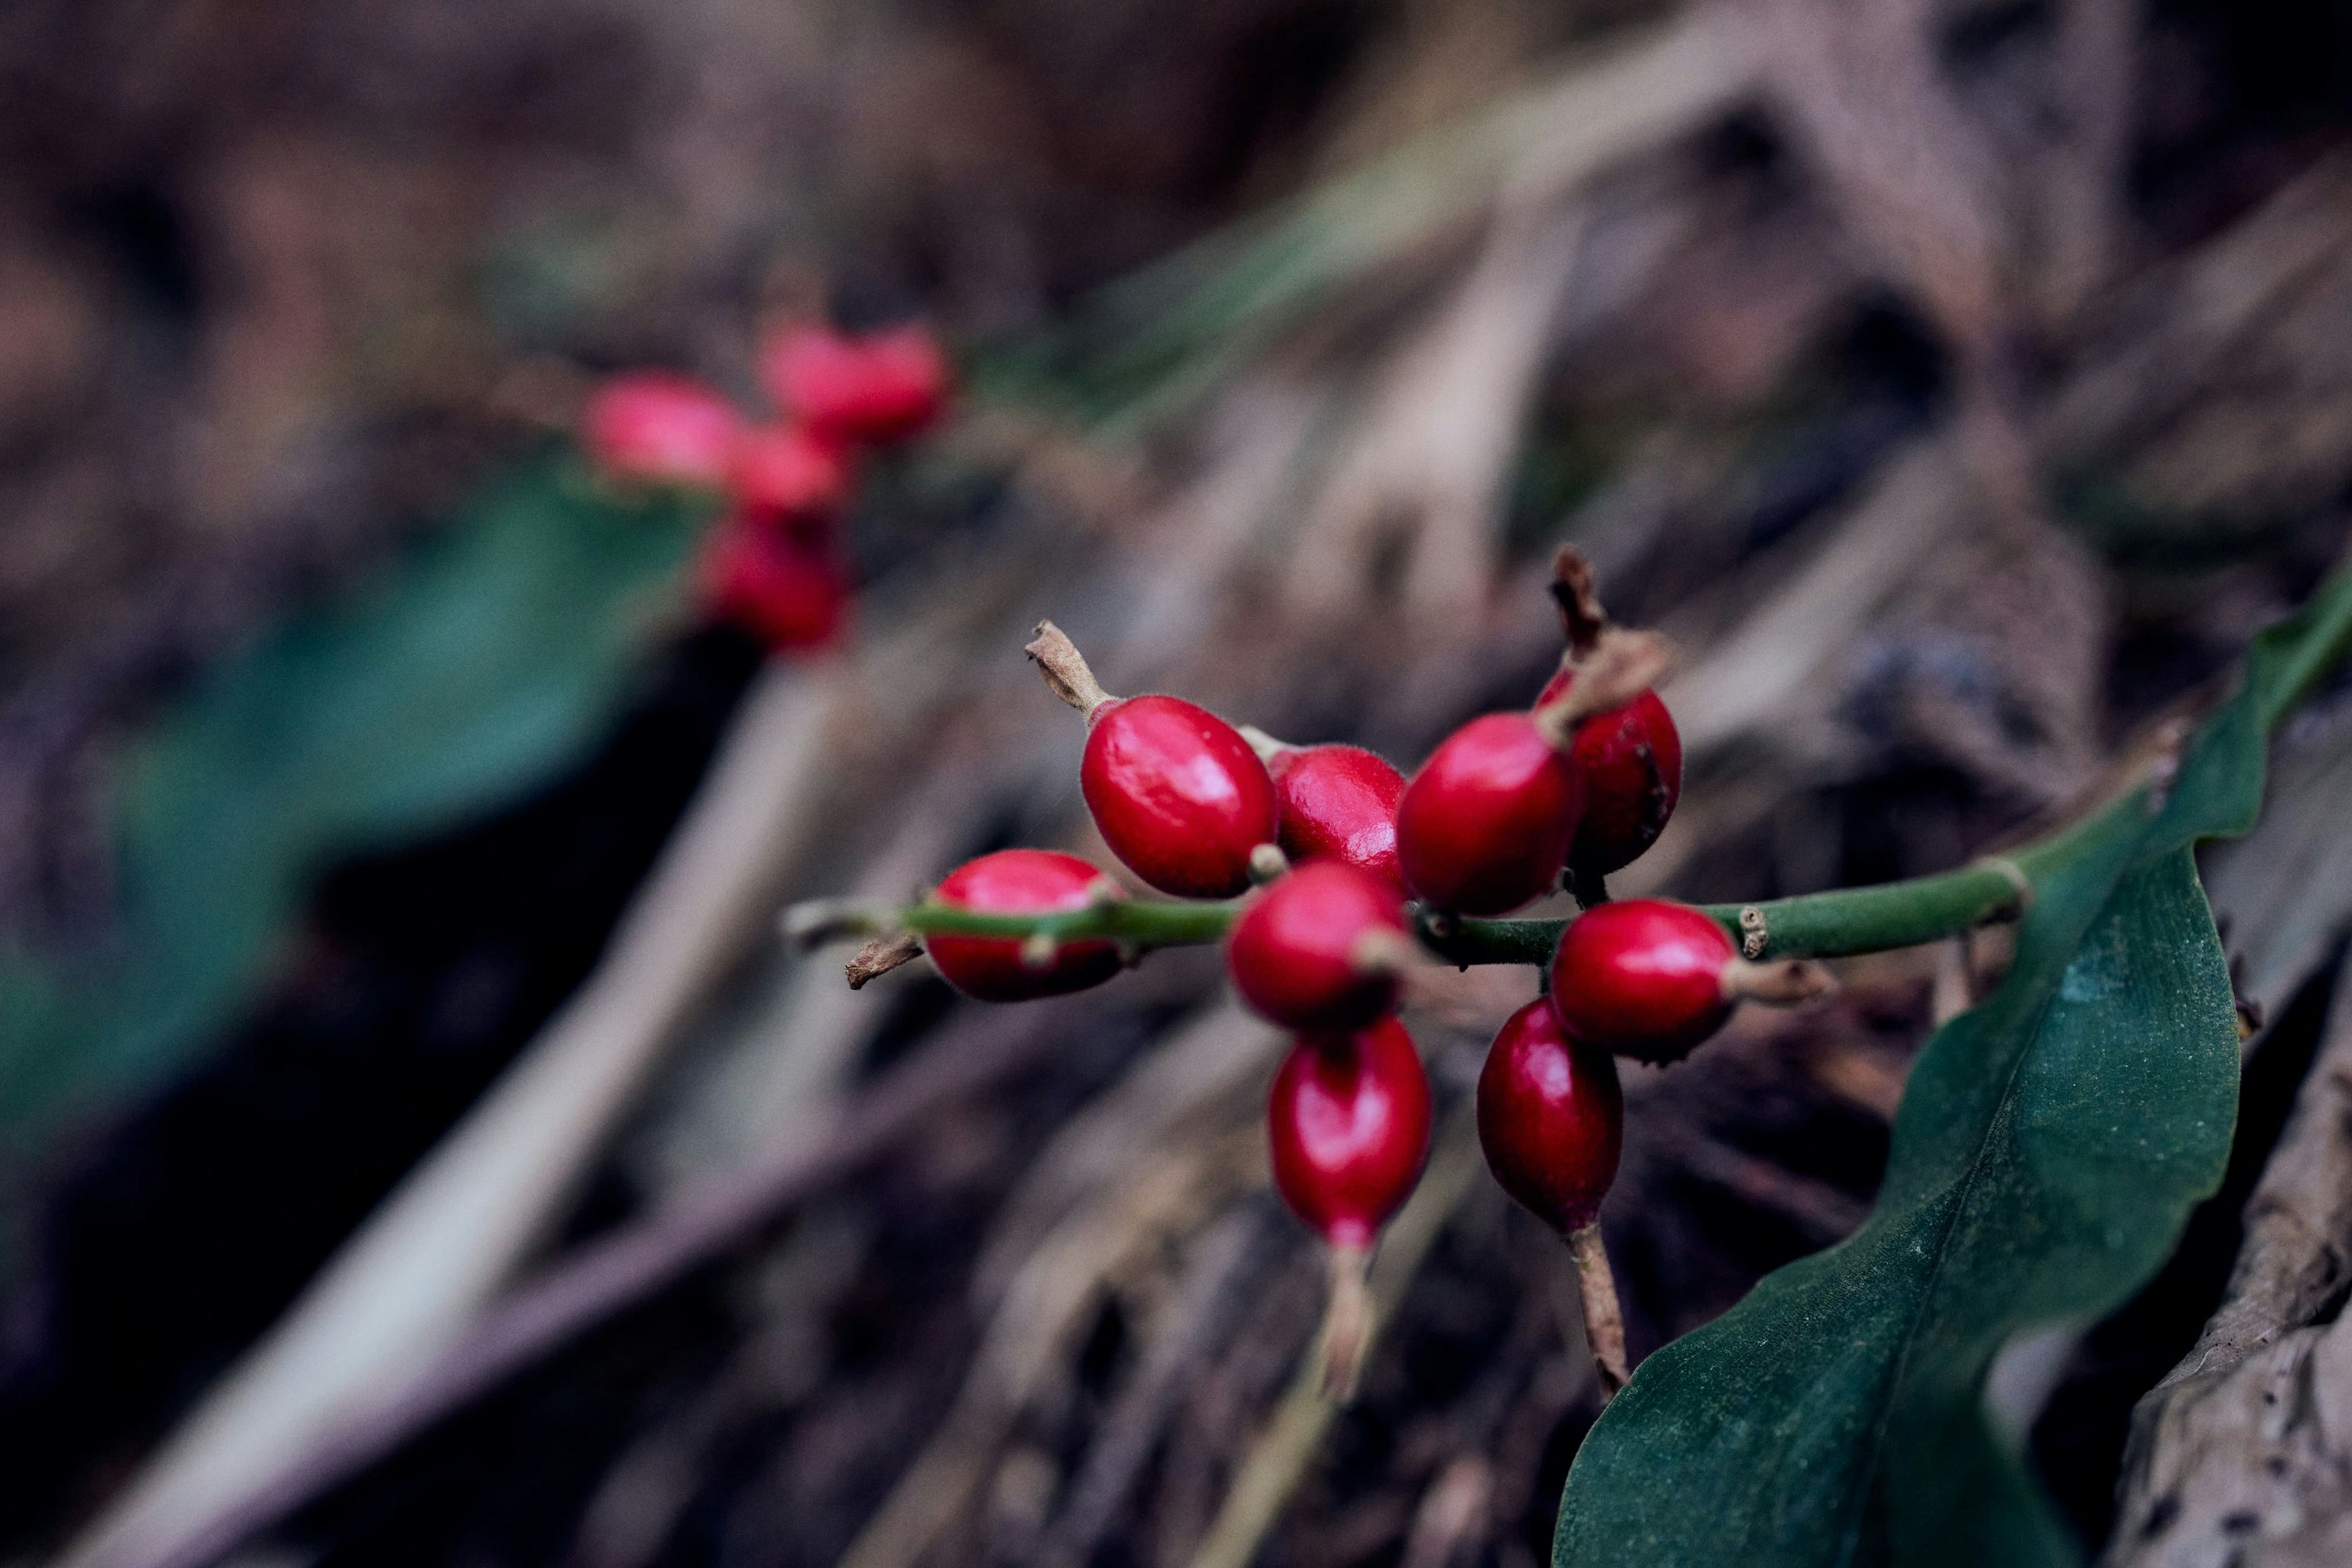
<box><xmin>0</xmin><ymin>454</ymin><xmax>705</xmax><ymax>1161</ymax></box>
<box><xmin>1555</xmin><ymin>564</ymin><xmax>2352</xmax><ymax>1568</ymax></box>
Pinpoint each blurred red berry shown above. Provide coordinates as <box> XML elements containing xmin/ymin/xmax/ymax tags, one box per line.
<box><xmin>1267</xmin><ymin>744</ymin><xmax>1407</xmax><ymax>891</ymax></box>
<box><xmin>582</xmin><ymin>372</ymin><xmax>742</xmax><ymax>489</ymax></box>
<box><xmin>1477</xmin><ymin>998</ymin><xmax>1622</xmax><ymax>1234</ymax></box>
<box><xmin>701</xmin><ymin>516</ymin><xmax>849</xmax><ymax>650</ymax></box>
<box><xmin>1268</xmin><ymin>1017</ymin><xmax>1432</xmax><ymax>1249</ymax></box>
<box><xmin>1227</xmin><ymin>861</ymin><xmax>1408</xmax><ymax>1031</ymax></box>
<box><xmin>760</xmin><ymin>322</ymin><xmax>948</xmax><ymax>447</ymax></box>
<box><xmin>728</xmin><ymin>422</ymin><xmax>852</xmax><ymax>522</ymax></box>
<box><xmin>926</xmin><ymin>850</ymin><xmax>1125</xmax><ymax>1001</ymax></box>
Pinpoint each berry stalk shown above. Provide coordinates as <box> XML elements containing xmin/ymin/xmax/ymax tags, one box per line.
<box><xmin>1567</xmin><ymin>1222</ymin><xmax>1630</xmax><ymax>1401</ymax></box>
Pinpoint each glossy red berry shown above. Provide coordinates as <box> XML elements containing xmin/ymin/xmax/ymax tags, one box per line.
<box><xmin>583</xmin><ymin>372</ymin><xmax>742</xmax><ymax>489</ymax></box>
<box><xmin>1268</xmin><ymin>1017</ymin><xmax>1432</xmax><ymax>1249</ymax></box>
<box><xmin>1082</xmin><ymin>695</ymin><xmax>1278</xmax><ymax>899</ymax></box>
<box><xmin>700</xmin><ymin>517</ymin><xmax>850</xmax><ymax>650</ymax></box>
<box><xmin>926</xmin><ymin>850</ymin><xmax>1125</xmax><ymax>1001</ymax></box>
<box><xmin>1549</xmin><ymin>898</ymin><xmax>1738</xmax><ymax>1061</ymax></box>
<box><xmin>1267</xmin><ymin>744</ymin><xmax>1407</xmax><ymax>891</ymax></box>
<box><xmin>1536</xmin><ymin>668</ymin><xmax>1681</xmax><ymax>875</ymax></box>
<box><xmin>1477</xmin><ymin>998</ymin><xmax>1623</xmax><ymax>1234</ymax></box>
<box><xmin>728</xmin><ymin>422</ymin><xmax>851</xmax><ymax>522</ymax></box>
<box><xmin>760</xmin><ymin>323</ymin><xmax>948</xmax><ymax>447</ymax></box>
<box><xmin>1227</xmin><ymin>862</ymin><xmax>1408</xmax><ymax>1031</ymax></box>
<box><xmin>1395</xmin><ymin>714</ymin><xmax>1584</xmax><ymax>915</ymax></box>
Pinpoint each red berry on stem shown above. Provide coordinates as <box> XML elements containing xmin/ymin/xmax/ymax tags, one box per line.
<box><xmin>1395</xmin><ymin>629</ymin><xmax>1674</xmax><ymax>915</ymax></box>
<box><xmin>760</xmin><ymin>322</ymin><xmax>948</xmax><ymax>447</ymax></box>
<box><xmin>1085</xmin><ymin>697</ymin><xmax>1278</xmax><ymax>898</ymax></box>
<box><xmin>1536</xmin><ymin>667</ymin><xmax>1681</xmax><ymax>876</ymax></box>
<box><xmin>1025</xmin><ymin>622</ymin><xmax>1277</xmax><ymax>900</ymax></box>
<box><xmin>926</xmin><ymin>850</ymin><xmax>1125</xmax><ymax>1001</ymax></box>
<box><xmin>701</xmin><ymin>516</ymin><xmax>850</xmax><ymax>650</ymax></box>
<box><xmin>1549</xmin><ymin>898</ymin><xmax>1738</xmax><ymax>1061</ymax></box>
<box><xmin>1268</xmin><ymin>1017</ymin><xmax>1432</xmax><ymax>1250</ymax></box>
<box><xmin>1227</xmin><ymin>861</ymin><xmax>1410</xmax><ymax>1030</ymax></box>
<box><xmin>1262</xmin><ymin>741</ymin><xmax>1408</xmax><ymax>891</ymax></box>
<box><xmin>1395</xmin><ymin>714</ymin><xmax>1583</xmax><ymax>915</ymax></box>
<box><xmin>1477</xmin><ymin>998</ymin><xmax>1622</xmax><ymax>1234</ymax></box>
<box><xmin>728</xmin><ymin>423</ymin><xmax>851</xmax><ymax>522</ymax></box>
<box><xmin>583</xmin><ymin>372</ymin><xmax>742</xmax><ymax>489</ymax></box>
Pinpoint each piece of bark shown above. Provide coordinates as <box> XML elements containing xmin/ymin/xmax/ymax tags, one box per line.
<box><xmin>2107</xmin><ymin>967</ymin><xmax>2352</xmax><ymax>1566</ymax></box>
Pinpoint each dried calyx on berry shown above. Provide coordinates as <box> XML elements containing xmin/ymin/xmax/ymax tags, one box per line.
<box><xmin>1268</xmin><ymin>1017</ymin><xmax>1431</xmax><ymax>1398</ymax></box>
<box><xmin>1240</xmin><ymin>728</ymin><xmax>1408</xmax><ymax>892</ymax></box>
<box><xmin>1026</xmin><ymin>621</ymin><xmax>1279</xmax><ymax>900</ymax></box>
<box><xmin>924</xmin><ymin>849</ymin><xmax>1126</xmax><ymax>1001</ymax></box>
<box><xmin>1549</xmin><ymin>897</ymin><xmax>1834</xmax><ymax>1063</ymax></box>
<box><xmin>1395</xmin><ymin>628</ymin><xmax>1672</xmax><ymax>916</ymax></box>
<box><xmin>1536</xmin><ymin>548</ymin><xmax>1682</xmax><ymax>879</ymax></box>
<box><xmin>1227</xmin><ymin>861</ymin><xmax>1413</xmax><ymax>1030</ymax></box>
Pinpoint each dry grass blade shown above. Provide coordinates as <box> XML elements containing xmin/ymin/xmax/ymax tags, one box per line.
<box><xmin>57</xmin><ymin>660</ymin><xmax>846</xmax><ymax>1568</ymax></box>
<box><xmin>1178</xmin><ymin>1103</ymin><xmax>1487</xmax><ymax>1568</ymax></box>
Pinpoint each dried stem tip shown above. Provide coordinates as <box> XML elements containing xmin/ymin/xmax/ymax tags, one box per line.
<box><xmin>1549</xmin><ymin>545</ymin><xmax>1610</xmax><ymax>658</ymax></box>
<box><xmin>1318</xmin><ymin>1243</ymin><xmax>1375</xmax><ymax>1402</ymax></box>
<box><xmin>1722</xmin><ymin>957</ymin><xmax>1838</xmax><ymax>1007</ymax></box>
<box><xmin>1025</xmin><ymin>620</ymin><xmax>1116</xmax><ymax>717</ymax></box>
<box><xmin>1531</xmin><ymin>627</ymin><xmax>1675</xmax><ymax>750</ymax></box>
<box><xmin>1248</xmin><ymin>843</ymin><xmax>1291</xmax><ymax>886</ymax></box>
<box><xmin>845</xmin><ymin>930</ymin><xmax>925</xmax><ymax>990</ymax></box>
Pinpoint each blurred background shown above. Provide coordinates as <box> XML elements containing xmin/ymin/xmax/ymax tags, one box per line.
<box><xmin>3</xmin><ymin>1</ymin><xmax>2352</xmax><ymax>1565</ymax></box>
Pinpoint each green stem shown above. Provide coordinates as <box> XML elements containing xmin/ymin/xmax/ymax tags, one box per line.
<box><xmin>792</xmin><ymin>559</ymin><xmax>2352</xmax><ymax>972</ymax></box>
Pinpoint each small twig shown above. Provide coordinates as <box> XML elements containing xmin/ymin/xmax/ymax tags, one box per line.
<box><xmin>846</xmin><ymin>931</ymin><xmax>925</xmax><ymax>989</ymax></box>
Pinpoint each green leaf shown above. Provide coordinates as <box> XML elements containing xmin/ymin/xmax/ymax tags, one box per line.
<box><xmin>1554</xmin><ymin>565</ymin><xmax>2352</xmax><ymax>1568</ymax></box>
<box><xmin>0</xmin><ymin>453</ymin><xmax>706</xmax><ymax>1161</ymax></box>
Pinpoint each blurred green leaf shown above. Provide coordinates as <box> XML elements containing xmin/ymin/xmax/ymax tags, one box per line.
<box><xmin>1554</xmin><ymin>564</ymin><xmax>2352</xmax><ymax>1568</ymax></box>
<box><xmin>0</xmin><ymin>453</ymin><xmax>706</xmax><ymax>1158</ymax></box>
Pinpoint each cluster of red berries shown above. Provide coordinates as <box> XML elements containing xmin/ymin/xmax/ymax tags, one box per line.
<box><xmin>853</xmin><ymin>556</ymin><xmax>1838</xmax><ymax>1393</ymax></box>
<box><xmin>580</xmin><ymin>322</ymin><xmax>949</xmax><ymax>649</ymax></box>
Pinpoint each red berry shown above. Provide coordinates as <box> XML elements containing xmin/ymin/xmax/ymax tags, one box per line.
<box><xmin>582</xmin><ymin>372</ymin><xmax>742</xmax><ymax>489</ymax></box>
<box><xmin>728</xmin><ymin>422</ymin><xmax>852</xmax><ymax>521</ymax></box>
<box><xmin>1477</xmin><ymin>998</ymin><xmax>1623</xmax><ymax>1234</ymax></box>
<box><xmin>1536</xmin><ymin>669</ymin><xmax>1681</xmax><ymax>875</ymax></box>
<box><xmin>760</xmin><ymin>323</ymin><xmax>948</xmax><ymax>447</ymax></box>
<box><xmin>1268</xmin><ymin>744</ymin><xmax>1407</xmax><ymax>891</ymax></box>
<box><xmin>1395</xmin><ymin>714</ymin><xmax>1584</xmax><ymax>915</ymax></box>
<box><xmin>1549</xmin><ymin>898</ymin><xmax>1738</xmax><ymax>1061</ymax></box>
<box><xmin>1082</xmin><ymin>695</ymin><xmax>1278</xmax><ymax>899</ymax></box>
<box><xmin>1268</xmin><ymin>1017</ymin><xmax>1432</xmax><ymax>1249</ymax></box>
<box><xmin>927</xmin><ymin>850</ymin><xmax>1124</xmax><ymax>1001</ymax></box>
<box><xmin>700</xmin><ymin>517</ymin><xmax>850</xmax><ymax>650</ymax></box>
<box><xmin>1227</xmin><ymin>862</ymin><xmax>1408</xmax><ymax>1030</ymax></box>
